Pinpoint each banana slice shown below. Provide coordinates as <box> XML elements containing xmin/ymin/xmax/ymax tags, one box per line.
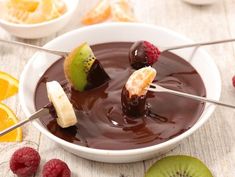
<box><xmin>46</xmin><ymin>81</ymin><xmax>77</xmax><ymax>128</ymax></box>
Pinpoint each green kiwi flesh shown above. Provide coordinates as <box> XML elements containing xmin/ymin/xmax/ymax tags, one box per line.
<box><xmin>145</xmin><ymin>155</ymin><xmax>213</xmax><ymax>177</ymax></box>
<box><xmin>64</xmin><ymin>43</ymin><xmax>96</xmax><ymax>91</ymax></box>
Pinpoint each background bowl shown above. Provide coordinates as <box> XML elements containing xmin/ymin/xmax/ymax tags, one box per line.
<box><xmin>19</xmin><ymin>23</ymin><xmax>221</xmax><ymax>163</ymax></box>
<box><xmin>182</xmin><ymin>0</ymin><xmax>219</xmax><ymax>5</ymax></box>
<box><xmin>0</xmin><ymin>0</ymin><xmax>79</xmax><ymax>39</ymax></box>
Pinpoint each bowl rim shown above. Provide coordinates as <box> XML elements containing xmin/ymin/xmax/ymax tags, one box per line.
<box><xmin>0</xmin><ymin>0</ymin><xmax>79</xmax><ymax>28</ymax></box>
<box><xmin>19</xmin><ymin>22</ymin><xmax>221</xmax><ymax>156</ymax></box>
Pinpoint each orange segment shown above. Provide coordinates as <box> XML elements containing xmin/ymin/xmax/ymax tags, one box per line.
<box><xmin>24</xmin><ymin>0</ymin><xmax>54</xmax><ymax>23</ymax></box>
<box><xmin>6</xmin><ymin>0</ymin><xmax>66</xmax><ymax>24</ymax></box>
<box><xmin>0</xmin><ymin>71</ymin><xmax>19</xmax><ymax>101</ymax></box>
<box><xmin>126</xmin><ymin>67</ymin><xmax>156</xmax><ymax>97</ymax></box>
<box><xmin>7</xmin><ymin>0</ymin><xmax>39</xmax><ymax>12</ymax></box>
<box><xmin>111</xmin><ymin>0</ymin><xmax>136</xmax><ymax>22</ymax></box>
<box><xmin>82</xmin><ymin>0</ymin><xmax>111</xmax><ymax>25</ymax></box>
<box><xmin>0</xmin><ymin>103</ymin><xmax>22</xmax><ymax>142</ymax></box>
<box><xmin>54</xmin><ymin>0</ymin><xmax>67</xmax><ymax>14</ymax></box>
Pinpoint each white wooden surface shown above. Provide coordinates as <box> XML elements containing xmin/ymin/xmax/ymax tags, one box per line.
<box><xmin>1</xmin><ymin>0</ymin><xmax>235</xmax><ymax>176</ymax></box>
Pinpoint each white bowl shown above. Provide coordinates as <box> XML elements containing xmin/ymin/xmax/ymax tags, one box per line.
<box><xmin>0</xmin><ymin>0</ymin><xmax>79</xmax><ymax>39</ymax></box>
<box><xmin>19</xmin><ymin>23</ymin><xmax>221</xmax><ymax>163</ymax></box>
<box><xmin>182</xmin><ymin>0</ymin><xmax>219</xmax><ymax>5</ymax></box>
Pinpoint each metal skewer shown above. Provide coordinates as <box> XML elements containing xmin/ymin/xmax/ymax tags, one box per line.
<box><xmin>0</xmin><ymin>38</ymin><xmax>235</xmax><ymax>56</ymax></box>
<box><xmin>0</xmin><ymin>108</ymin><xmax>50</xmax><ymax>137</ymax></box>
<box><xmin>0</xmin><ymin>38</ymin><xmax>69</xmax><ymax>57</ymax></box>
<box><xmin>162</xmin><ymin>38</ymin><xmax>235</xmax><ymax>51</ymax></box>
<box><xmin>147</xmin><ymin>84</ymin><xmax>235</xmax><ymax>109</ymax></box>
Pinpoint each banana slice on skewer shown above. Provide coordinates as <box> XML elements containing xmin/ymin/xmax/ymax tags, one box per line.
<box><xmin>46</xmin><ymin>81</ymin><xmax>77</xmax><ymax>128</ymax></box>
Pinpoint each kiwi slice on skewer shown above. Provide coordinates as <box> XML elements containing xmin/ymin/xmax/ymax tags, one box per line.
<box><xmin>145</xmin><ymin>155</ymin><xmax>213</xmax><ymax>177</ymax></box>
<box><xmin>64</xmin><ymin>42</ymin><xmax>110</xmax><ymax>91</ymax></box>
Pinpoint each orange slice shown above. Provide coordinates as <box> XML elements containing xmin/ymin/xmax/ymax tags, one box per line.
<box><xmin>125</xmin><ymin>67</ymin><xmax>156</xmax><ymax>97</ymax></box>
<box><xmin>0</xmin><ymin>71</ymin><xmax>19</xmax><ymax>101</ymax></box>
<box><xmin>82</xmin><ymin>0</ymin><xmax>111</xmax><ymax>25</ymax></box>
<box><xmin>0</xmin><ymin>103</ymin><xmax>22</xmax><ymax>142</ymax></box>
<box><xmin>24</xmin><ymin>0</ymin><xmax>54</xmax><ymax>23</ymax></box>
<box><xmin>111</xmin><ymin>0</ymin><xmax>136</xmax><ymax>22</ymax></box>
<box><xmin>7</xmin><ymin>0</ymin><xmax>39</xmax><ymax>12</ymax></box>
<box><xmin>6</xmin><ymin>0</ymin><xmax>66</xmax><ymax>24</ymax></box>
<box><xmin>54</xmin><ymin>0</ymin><xmax>67</xmax><ymax>14</ymax></box>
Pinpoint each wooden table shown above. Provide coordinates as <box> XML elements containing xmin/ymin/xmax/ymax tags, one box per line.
<box><xmin>1</xmin><ymin>0</ymin><xmax>235</xmax><ymax>176</ymax></box>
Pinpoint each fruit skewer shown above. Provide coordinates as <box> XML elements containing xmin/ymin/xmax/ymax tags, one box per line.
<box><xmin>3</xmin><ymin>66</ymin><xmax>235</xmax><ymax>137</ymax></box>
<box><xmin>0</xmin><ymin>80</ymin><xmax>79</xmax><ymax>136</ymax></box>
<box><xmin>1</xmin><ymin>37</ymin><xmax>235</xmax><ymax>58</ymax></box>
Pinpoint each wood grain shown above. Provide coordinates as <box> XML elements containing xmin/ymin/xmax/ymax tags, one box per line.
<box><xmin>1</xmin><ymin>0</ymin><xmax>235</xmax><ymax>176</ymax></box>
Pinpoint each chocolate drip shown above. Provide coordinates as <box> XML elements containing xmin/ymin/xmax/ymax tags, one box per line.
<box><xmin>85</xmin><ymin>60</ymin><xmax>110</xmax><ymax>90</ymax></box>
<box><xmin>121</xmin><ymin>86</ymin><xmax>146</xmax><ymax>117</ymax></box>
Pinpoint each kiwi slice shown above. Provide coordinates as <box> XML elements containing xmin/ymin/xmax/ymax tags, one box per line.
<box><xmin>64</xmin><ymin>42</ymin><xmax>110</xmax><ymax>91</ymax></box>
<box><xmin>145</xmin><ymin>155</ymin><xmax>213</xmax><ymax>177</ymax></box>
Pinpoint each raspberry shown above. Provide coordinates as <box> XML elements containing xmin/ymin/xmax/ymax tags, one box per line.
<box><xmin>10</xmin><ymin>147</ymin><xmax>40</xmax><ymax>177</ymax></box>
<box><xmin>42</xmin><ymin>159</ymin><xmax>71</xmax><ymax>177</ymax></box>
<box><xmin>232</xmin><ymin>75</ymin><xmax>235</xmax><ymax>87</ymax></box>
<box><xmin>143</xmin><ymin>41</ymin><xmax>161</xmax><ymax>65</ymax></box>
<box><xmin>129</xmin><ymin>40</ymin><xmax>161</xmax><ymax>69</ymax></box>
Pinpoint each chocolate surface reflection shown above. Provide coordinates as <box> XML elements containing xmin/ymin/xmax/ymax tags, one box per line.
<box><xmin>34</xmin><ymin>42</ymin><xmax>206</xmax><ymax>150</ymax></box>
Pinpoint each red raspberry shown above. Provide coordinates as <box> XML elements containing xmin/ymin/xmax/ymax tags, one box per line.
<box><xmin>42</xmin><ymin>159</ymin><xmax>71</xmax><ymax>177</ymax></box>
<box><xmin>143</xmin><ymin>41</ymin><xmax>161</xmax><ymax>65</ymax></box>
<box><xmin>10</xmin><ymin>147</ymin><xmax>40</xmax><ymax>177</ymax></box>
<box><xmin>232</xmin><ymin>75</ymin><xmax>235</xmax><ymax>87</ymax></box>
<box><xmin>129</xmin><ymin>40</ymin><xmax>161</xmax><ymax>69</ymax></box>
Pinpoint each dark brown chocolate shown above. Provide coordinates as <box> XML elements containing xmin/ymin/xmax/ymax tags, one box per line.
<box><xmin>34</xmin><ymin>42</ymin><xmax>206</xmax><ymax>150</ymax></box>
<box><xmin>121</xmin><ymin>86</ymin><xmax>147</xmax><ymax>117</ymax></box>
<box><xmin>85</xmin><ymin>60</ymin><xmax>110</xmax><ymax>90</ymax></box>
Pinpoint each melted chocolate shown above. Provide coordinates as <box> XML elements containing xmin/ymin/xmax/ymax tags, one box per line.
<box><xmin>34</xmin><ymin>42</ymin><xmax>206</xmax><ymax>150</ymax></box>
<box><xmin>85</xmin><ymin>60</ymin><xmax>110</xmax><ymax>90</ymax></box>
<box><xmin>121</xmin><ymin>87</ymin><xmax>147</xmax><ymax>117</ymax></box>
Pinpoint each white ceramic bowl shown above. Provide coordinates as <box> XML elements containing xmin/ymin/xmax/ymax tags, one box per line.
<box><xmin>19</xmin><ymin>23</ymin><xmax>221</xmax><ymax>163</ymax></box>
<box><xmin>182</xmin><ymin>0</ymin><xmax>219</xmax><ymax>5</ymax></box>
<box><xmin>0</xmin><ymin>0</ymin><xmax>79</xmax><ymax>39</ymax></box>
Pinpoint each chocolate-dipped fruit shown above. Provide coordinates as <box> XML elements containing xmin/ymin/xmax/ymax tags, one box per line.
<box><xmin>46</xmin><ymin>81</ymin><xmax>77</xmax><ymax>128</ymax></box>
<box><xmin>121</xmin><ymin>66</ymin><xmax>156</xmax><ymax>117</ymax></box>
<box><xmin>129</xmin><ymin>41</ymin><xmax>161</xmax><ymax>69</ymax></box>
<box><xmin>64</xmin><ymin>43</ymin><xmax>110</xmax><ymax>91</ymax></box>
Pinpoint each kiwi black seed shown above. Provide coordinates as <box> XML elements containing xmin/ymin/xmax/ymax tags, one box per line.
<box><xmin>145</xmin><ymin>155</ymin><xmax>213</xmax><ymax>177</ymax></box>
